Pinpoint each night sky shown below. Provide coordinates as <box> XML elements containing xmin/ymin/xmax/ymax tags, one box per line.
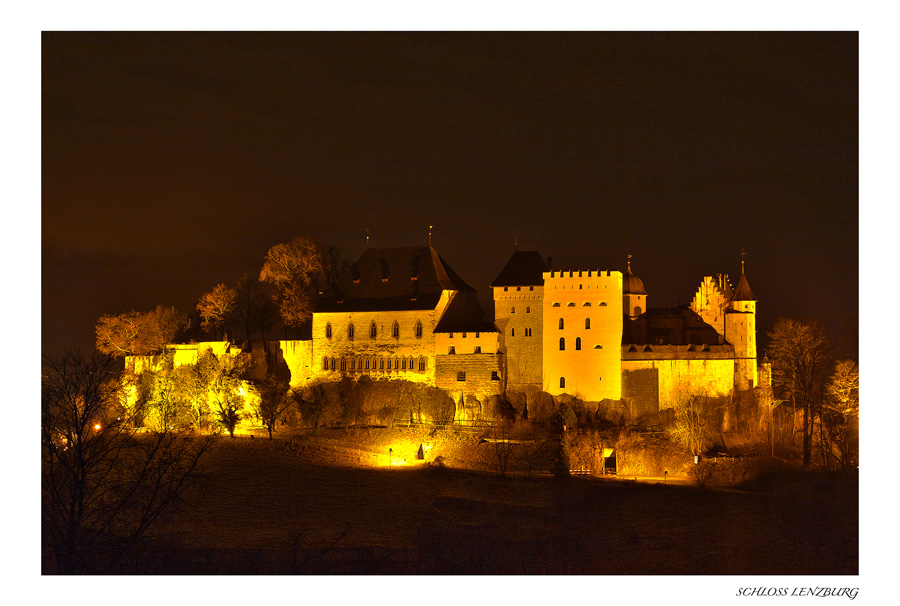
<box><xmin>41</xmin><ymin>32</ymin><xmax>858</xmax><ymax>356</ymax></box>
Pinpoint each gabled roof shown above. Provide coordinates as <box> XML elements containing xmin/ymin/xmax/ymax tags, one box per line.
<box><xmin>491</xmin><ymin>250</ymin><xmax>549</xmax><ymax>287</ymax></box>
<box><xmin>316</xmin><ymin>246</ymin><xmax>474</xmax><ymax>313</ymax></box>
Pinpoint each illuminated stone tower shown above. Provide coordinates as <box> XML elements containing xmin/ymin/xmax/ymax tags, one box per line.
<box><xmin>492</xmin><ymin>251</ymin><xmax>548</xmax><ymax>392</ymax></box>
<box><xmin>543</xmin><ymin>269</ymin><xmax>623</xmax><ymax>401</ymax></box>
<box><xmin>622</xmin><ymin>254</ymin><xmax>647</xmax><ymax>319</ymax></box>
<box><xmin>724</xmin><ymin>252</ymin><xmax>758</xmax><ymax>390</ymax></box>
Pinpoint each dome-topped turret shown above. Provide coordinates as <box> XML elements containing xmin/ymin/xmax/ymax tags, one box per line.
<box><xmin>623</xmin><ymin>256</ymin><xmax>648</xmax><ymax>295</ymax></box>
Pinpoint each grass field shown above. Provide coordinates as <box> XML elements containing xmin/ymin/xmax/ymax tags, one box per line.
<box><xmin>109</xmin><ymin>432</ymin><xmax>857</xmax><ymax>574</ymax></box>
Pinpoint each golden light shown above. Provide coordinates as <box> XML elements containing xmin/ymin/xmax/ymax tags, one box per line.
<box><xmin>94</xmin><ymin>423</ymin><xmax>101</xmax><ymax>431</ymax></box>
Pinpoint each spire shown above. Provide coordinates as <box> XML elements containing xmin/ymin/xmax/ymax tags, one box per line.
<box><xmin>731</xmin><ymin>249</ymin><xmax>756</xmax><ymax>302</ymax></box>
<box><xmin>428</xmin><ymin>225</ymin><xmax>433</xmax><ymax>247</ymax></box>
<box><xmin>627</xmin><ymin>253</ymin><xmax>632</xmax><ymax>273</ymax></box>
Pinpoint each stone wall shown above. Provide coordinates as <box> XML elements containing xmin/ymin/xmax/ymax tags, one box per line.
<box><xmin>434</xmin><ymin>352</ymin><xmax>504</xmax><ymax>404</ymax></box>
<box><xmin>493</xmin><ymin>284</ymin><xmax>544</xmax><ymax>391</ymax></box>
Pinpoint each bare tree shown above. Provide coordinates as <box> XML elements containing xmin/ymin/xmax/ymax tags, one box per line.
<box><xmin>823</xmin><ymin>360</ymin><xmax>859</xmax><ymax>470</ymax></box>
<box><xmin>196</xmin><ymin>283</ymin><xmax>237</xmax><ymax>340</ymax></box>
<box><xmin>96</xmin><ymin>305</ymin><xmax>189</xmax><ymax>357</ymax></box>
<box><xmin>252</xmin><ymin>377</ymin><xmax>293</xmax><ymax>439</ymax></box>
<box><xmin>42</xmin><ymin>349</ymin><xmax>215</xmax><ymax>573</ymax></box>
<box><xmin>233</xmin><ymin>274</ymin><xmax>277</xmax><ymax>341</ymax></box>
<box><xmin>767</xmin><ymin>317</ymin><xmax>830</xmax><ymax>467</ymax></box>
<box><xmin>260</xmin><ymin>236</ymin><xmax>323</xmax><ymax>332</ymax></box>
<box><xmin>668</xmin><ymin>384</ymin><xmax>714</xmax><ymax>458</ymax></box>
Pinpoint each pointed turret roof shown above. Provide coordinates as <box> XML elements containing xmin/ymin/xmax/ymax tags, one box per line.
<box><xmin>730</xmin><ymin>253</ymin><xmax>755</xmax><ymax>302</ymax></box>
<box><xmin>491</xmin><ymin>250</ymin><xmax>549</xmax><ymax>287</ymax></box>
<box><xmin>623</xmin><ymin>254</ymin><xmax>648</xmax><ymax>296</ymax></box>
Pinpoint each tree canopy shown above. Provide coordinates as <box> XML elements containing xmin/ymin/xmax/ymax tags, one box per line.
<box><xmin>95</xmin><ymin>305</ymin><xmax>189</xmax><ymax>358</ymax></box>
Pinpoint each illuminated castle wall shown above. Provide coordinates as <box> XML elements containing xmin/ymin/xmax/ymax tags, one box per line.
<box><xmin>125</xmin><ymin>245</ymin><xmax>762</xmax><ymax>424</ymax></box>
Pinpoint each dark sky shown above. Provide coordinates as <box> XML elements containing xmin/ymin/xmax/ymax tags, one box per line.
<box><xmin>42</xmin><ymin>32</ymin><xmax>858</xmax><ymax>356</ymax></box>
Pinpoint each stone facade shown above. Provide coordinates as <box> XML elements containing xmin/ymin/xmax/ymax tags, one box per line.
<box><xmin>542</xmin><ymin>269</ymin><xmax>624</xmax><ymax>402</ymax></box>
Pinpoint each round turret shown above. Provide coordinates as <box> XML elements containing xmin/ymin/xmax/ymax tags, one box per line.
<box><xmin>623</xmin><ymin>255</ymin><xmax>648</xmax><ymax>319</ymax></box>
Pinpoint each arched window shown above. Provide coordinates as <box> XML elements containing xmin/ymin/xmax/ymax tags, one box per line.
<box><xmin>415</xmin><ymin>320</ymin><xmax>423</xmax><ymax>338</ymax></box>
<box><xmin>379</xmin><ymin>357</ymin><xmax>385</xmax><ymax>370</ymax></box>
<box><xmin>392</xmin><ymin>321</ymin><xmax>399</xmax><ymax>338</ymax></box>
<box><xmin>350</xmin><ymin>357</ymin><xmax>356</xmax><ymax>370</ymax></box>
<box><xmin>401</xmin><ymin>358</ymin><xmax>407</xmax><ymax>370</ymax></box>
<box><xmin>340</xmin><ymin>358</ymin><xmax>347</xmax><ymax>371</ymax></box>
<box><xmin>559</xmin><ymin>318</ymin><xmax>564</xmax><ymax>329</ymax></box>
<box><xmin>511</xmin><ymin>328</ymin><xmax>515</xmax><ymax>337</ymax></box>
<box><xmin>369</xmin><ymin>322</ymin><xmax>377</xmax><ymax>338</ymax></box>
<box><xmin>330</xmin><ymin>358</ymin><xmax>336</xmax><ymax>371</ymax></box>
<box><xmin>575</xmin><ymin>337</ymin><xmax>582</xmax><ymax>350</ymax></box>
<box><xmin>585</xmin><ymin>318</ymin><xmax>591</xmax><ymax>329</ymax></box>
<box><xmin>386</xmin><ymin>357</ymin><xmax>391</xmax><ymax>370</ymax></box>
<box><xmin>418</xmin><ymin>357</ymin><xmax>426</xmax><ymax>371</ymax></box>
<box><xmin>323</xmin><ymin>357</ymin><xmax>329</xmax><ymax>370</ymax></box>
<box><xmin>325</xmin><ymin>323</ymin><xmax>332</xmax><ymax>338</ymax></box>
<box><xmin>511</xmin><ymin>306</ymin><xmax>516</xmax><ymax>314</ymax></box>
<box><xmin>348</xmin><ymin>323</ymin><xmax>354</xmax><ymax>340</ymax></box>
<box><xmin>559</xmin><ymin>337</ymin><xmax>565</xmax><ymax>351</ymax></box>
<box><xmin>560</xmin><ymin>377</ymin><xmax>566</xmax><ymax>389</ymax></box>
<box><xmin>365</xmin><ymin>358</ymin><xmax>370</xmax><ymax>370</ymax></box>
<box><xmin>408</xmin><ymin>356</ymin><xmax>414</xmax><ymax>370</ymax></box>
<box><xmin>526</xmin><ymin>306</ymin><xmax>530</xmax><ymax>313</ymax></box>
<box><xmin>635</xmin><ymin>306</ymin><xmax>642</xmax><ymax>316</ymax></box>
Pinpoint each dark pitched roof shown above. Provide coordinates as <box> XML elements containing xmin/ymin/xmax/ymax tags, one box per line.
<box><xmin>316</xmin><ymin>246</ymin><xmax>475</xmax><ymax>313</ymax></box>
<box><xmin>731</xmin><ymin>271</ymin><xmax>756</xmax><ymax>302</ymax></box>
<box><xmin>491</xmin><ymin>251</ymin><xmax>549</xmax><ymax>287</ymax></box>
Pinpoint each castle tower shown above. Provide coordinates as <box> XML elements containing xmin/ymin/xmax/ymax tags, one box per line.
<box><xmin>623</xmin><ymin>255</ymin><xmax>647</xmax><ymax>319</ymax></box>
<box><xmin>724</xmin><ymin>252</ymin><xmax>758</xmax><ymax>390</ymax></box>
<box><xmin>491</xmin><ymin>251</ymin><xmax>548</xmax><ymax>391</ymax></box>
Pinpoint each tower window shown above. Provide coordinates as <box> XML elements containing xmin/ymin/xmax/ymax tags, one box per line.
<box><xmin>347</xmin><ymin>323</ymin><xmax>354</xmax><ymax>340</ymax></box>
<box><xmin>567</xmin><ymin>302</ymin><xmax>575</xmax><ymax>307</ymax></box>
<box><xmin>325</xmin><ymin>323</ymin><xmax>332</xmax><ymax>339</ymax></box>
<box><xmin>583</xmin><ymin>302</ymin><xmax>591</xmax><ymax>306</ymax></box>
<box><xmin>529</xmin><ymin>286</ymin><xmax>534</xmax><ymax>291</ymax></box>
<box><xmin>575</xmin><ymin>337</ymin><xmax>582</xmax><ymax>350</ymax></box>
<box><xmin>340</xmin><ymin>358</ymin><xmax>347</xmax><ymax>371</ymax></box>
<box><xmin>491</xmin><ymin>371</ymin><xmax>500</xmax><ymax>380</ymax></box>
<box><xmin>392</xmin><ymin>321</ymin><xmax>399</xmax><ymax>338</ymax></box>
<box><xmin>511</xmin><ymin>328</ymin><xmax>515</xmax><ymax>337</ymax></box>
<box><xmin>511</xmin><ymin>306</ymin><xmax>516</xmax><ymax>314</ymax></box>
<box><xmin>552</xmin><ymin>302</ymin><xmax>560</xmax><ymax>307</ymax></box>
<box><xmin>415</xmin><ymin>320</ymin><xmax>423</xmax><ymax>338</ymax></box>
<box><xmin>526</xmin><ymin>306</ymin><xmax>531</xmax><ymax>313</ymax></box>
<box><xmin>525</xmin><ymin>328</ymin><xmax>532</xmax><ymax>337</ymax></box>
<box><xmin>585</xmin><ymin>318</ymin><xmax>591</xmax><ymax>329</ymax></box>
<box><xmin>474</xmin><ymin>346</ymin><xmax>482</xmax><ymax>354</ymax></box>
<box><xmin>449</xmin><ymin>346</ymin><xmax>456</xmax><ymax>354</ymax></box>
<box><xmin>560</xmin><ymin>377</ymin><xmax>566</xmax><ymax>389</ymax></box>
<box><xmin>457</xmin><ymin>371</ymin><xmax>466</xmax><ymax>381</ymax></box>
<box><xmin>559</xmin><ymin>318</ymin><xmax>564</xmax><ymax>329</ymax></box>
<box><xmin>418</xmin><ymin>357</ymin><xmax>426</xmax><ymax>371</ymax></box>
<box><xmin>369</xmin><ymin>322</ymin><xmax>377</xmax><ymax>338</ymax></box>
<box><xmin>322</xmin><ymin>357</ymin><xmax>329</xmax><ymax>370</ymax></box>
<box><xmin>517</xmin><ymin>287</ymin><xmax>521</xmax><ymax>291</ymax></box>
<box><xmin>559</xmin><ymin>337</ymin><xmax>565</xmax><ymax>351</ymax></box>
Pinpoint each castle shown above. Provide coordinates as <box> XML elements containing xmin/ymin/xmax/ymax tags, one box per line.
<box><xmin>144</xmin><ymin>244</ymin><xmax>762</xmax><ymax>422</ymax></box>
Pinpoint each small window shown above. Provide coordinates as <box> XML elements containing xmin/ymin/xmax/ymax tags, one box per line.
<box><xmin>585</xmin><ymin>318</ymin><xmax>591</xmax><ymax>329</ymax></box>
<box><xmin>559</xmin><ymin>318</ymin><xmax>564</xmax><ymax>329</ymax></box>
<box><xmin>529</xmin><ymin>286</ymin><xmax>534</xmax><ymax>291</ymax></box>
<box><xmin>491</xmin><ymin>371</ymin><xmax>500</xmax><ymax>381</ymax></box>
<box><xmin>325</xmin><ymin>323</ymin><xmax>332</xmax><ymax>338</ymax></box>
<box><xmin>392</xmin><ymin>321</ymin><xmax>399</xmax><ymax>338</ymax></box>
<box><xmin>552</xmin><ymin>302</ymin><xmax>560</xmax><ymax>307</ymax></box>
<box><xmin>560</xmin><ymin>377</ymin><xmax>566</xmax><ymax>389</ymax></box>
<box><xmin>348</xmin><ymin>323</ymin><xmax>354</xmax><ymax>340</ymax></box>
<box><xmin>323</xmin><ymin>357</ymin><xmax>329</xmax><ymax>370</ymax></box>
<box><xmin>575</xmin><ymin>337</ymin><xmax>582</xmax><ymax>350</ymax></box>
<box><xmin>525</xmin><ymin>328</ymin><xmax>532</xmax><ymax>337</ymax></box>
<box><xmin>526</xmin><ymin>306</ymin><xmax>531</xmax><ymax>313</ymax></box>
<box><xmin>415</xmin><ymin>320</ymin><xmax>423</xmax><ymax>338</ymax></box>
<box><xmin>457</xmin><ymin>371</ymin><xmax>466</xmax><ymax>381</ymax></box>
<box><xmin>600</xmin><ymin>301</ymin><xmax>607</xmax><ymax>306</ymax></box>
<box><xmin>462</xmin><ymin>332</ymin><xmax>467</xmax><ymax>338</ymax></box>
<box><xmin>567</xmin><ymin>302</ymin><xmax>576</xmax><ymax>307</ymax></box>
<box><xmin>594</xmin><ymin>344</ymin><xmax>603</xmax><ymax>349</ymax></box>
<box><xmin>369</xmin><ymin>322</ymin><xmax>377</xmax><ymax>338</ymax></box>
<box><xmin>380</xmin><ymin>357</ymin><xmax>385</xmax><ymax>370</ymax></box>
<box><xmin>559</xmin><ymin>337</ymin><xmax>565</xmax><ymax>351</ymax></box>
<box><xmin>583</xmin><ymin>302</ymin><xmax>591</xmax><ymax>307</ymax></box>
<box><xmin>504</xmin><ymin>287</ymin><xmax>508</xmax><ymax>291</ymax></box>
<box><xmin>401</xmin><ymin>358</ymin><xmax>407</xmax><ymax>370</ymax></box>
<box><xmin>475</xmin><ymin>332</ymin><xmax>480</xmax><ymax>338</ymax></box>
<box><xmin>511</xmin><ymin>306</ymin><xmax>516</xmax><ymax>314</ymax></box>
<box><xmin>474</xmin><ymin>346</ymin><xmax>482</xmax><ymax>354</ymax></box>
<box><xmin>449</xmin><ymin>346</ymin><xmax>456</xmax><ymax>354</ymax></box>
<box><xmin>511</xmin><ymin>328</ymin><xmax>515</xmax><ymax>337</ymax></box>
<box><xmin>517</xmin><ymin>286</ymin><xmax>521</xmax><ymax>291</ymax></box>
<box><xmin>351</xmin><ymin>358</ymin><xmax>356</xmax><ymax>370</ymax></box>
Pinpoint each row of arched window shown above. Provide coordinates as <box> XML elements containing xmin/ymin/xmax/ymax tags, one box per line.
<box><xmin>557</xmin><ymin>318</ymin><xmax>590</xmax><ymax>329</ymax></box>
<box><xmin>510</xmin><ymin>306</ymin><xmax>531</xmax><ymax>313</ymax></box>
<box><xmin>558</xmin><ymin>337</ymin><xmax>583</xmax><ymax>350</ymax></box>
<box><xmin>322</xmin><ymin>355</ymin><xmax>427</xmax><ymax>373</ymax></box>
<box><xmin>325</xmin><ymin>320</ymin><xmax>424</xmax><ymax>340</ymax></box>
